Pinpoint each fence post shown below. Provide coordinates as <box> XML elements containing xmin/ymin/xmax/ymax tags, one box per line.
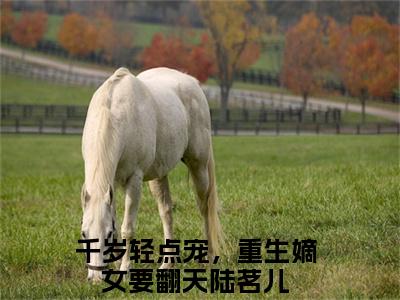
<box><xmin>213</xmin><ymin>122</ymin><xmax>218</xmax><ymax>136</ymax></box>
<box><xmin>255</xmin><ymin>123</ymin><xmax>260</xmax><ymax>135</ymax></box>
<box><xmin>243</xmin><ymin>109</ymin><xmax>248</xmax><ymax>122</ymax></box>
<box><xmin>299</xmin><ymin>110</ymin><xmax>303</xmax><ymax>123</ymax></box>
<box><xmin>39</xmin><ymin>118</ymin><xmax>43</xmax><ymax>133</ymax></box>
<box><xmin>62</xmin><ymin>120</ymin><xmax>66</xmax><ymax>134</ymax></box>
<box><xmin>1</xmin><ymin>104</ymin><xmax>8</xmax><ymax>119</ymax></box>
<box><xmin>336</xmin><ymin>123</ymin><xmax>340</xmax><ymax>134</ymax></box>
<box><xmin>275</xmin><ymin>121</ymin><xmax>280</xmax><ymax>136</ymax></box>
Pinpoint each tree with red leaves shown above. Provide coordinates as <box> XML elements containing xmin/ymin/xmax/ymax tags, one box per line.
<box><xmin>328</xmin><ymin>14</ymin><xmax>399</xmax><ymax>122</ymax></box>
<box><xmin>11</xmin><ymin>11</ymin><xmax>48</xmax><ymax>58</ymax></box>
<box><xmin>1</xmin><ymin>0</ymin><xmax>14</xmax><ymax>38</ymax></box>
<box><xmin>281</xmin><ymin>12</ymin><xmax>327</xmax><ymax>110</ymax></box>
<box><xmin>94</xmin><ymin>11</ymin><xmax>132</xmax><ymax>64</ymax></box>
<box><xmin>141</xmin><ymin>33</ymin><xmax>215</xmax><ymax>83</ymax></box>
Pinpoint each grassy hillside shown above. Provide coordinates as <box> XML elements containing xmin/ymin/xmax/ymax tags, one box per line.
<box><xmin>1</xmin><ymin>74</ymin><xmax>95</xmax><ymax>105</ymax></box>
<box><xmin>1</xmin><ymin>134</ymin><xmax>399</xmax><ymax>298</ymax></box>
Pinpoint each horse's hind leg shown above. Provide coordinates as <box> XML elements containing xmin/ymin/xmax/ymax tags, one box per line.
<box><xmin>148</xmin><ymin>176</ymin><xmax>174</xmax><ymax>269</ymax></box>
<box><xmin>185</xmin><ymin>158</ymin><xmax>221</xmax><ymax>261</ymax></box>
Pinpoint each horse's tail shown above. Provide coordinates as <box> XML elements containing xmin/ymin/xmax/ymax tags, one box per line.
<box><xmin>89</xmin><ymin>105</ymin><xmax>115</xmax><ymax>196</ymax></box>
<box><xmin>85</xmin><ymin>68</ymin><xmax>130</xmax><ymax>195</ymax></box>
<box><xmin>207</xmin><ymin>143</ymin><xmax>224</xmax><ymax>257</ymax></box>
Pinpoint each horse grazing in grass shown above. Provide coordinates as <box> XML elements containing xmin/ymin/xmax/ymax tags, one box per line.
<box><xmin>80</xmin><ymin>67</ymin><xmax>223</xmax><ymax>282</ymax></box>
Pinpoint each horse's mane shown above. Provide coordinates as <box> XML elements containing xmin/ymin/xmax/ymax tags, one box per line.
<box><xmin>84</xmin><ymin>68</ymin><xmax>130</xmax><ymax>198</ymax></box>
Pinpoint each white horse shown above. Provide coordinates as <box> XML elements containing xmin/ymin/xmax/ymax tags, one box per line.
<box><xmin>80</xmin><ymin>67</ymin><xmax>223</xmax><ymax>282</ymax></box>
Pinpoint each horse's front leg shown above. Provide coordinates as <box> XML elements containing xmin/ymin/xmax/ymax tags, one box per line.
<box><xmin>120</xmin><ymin>173</ymin><xmax>142</xmax><ymax>273</ymax></box>
<box><xmin>148</xmin><ymin>176</ymin><xmax>174</xmax><ymax>269</ymax></box>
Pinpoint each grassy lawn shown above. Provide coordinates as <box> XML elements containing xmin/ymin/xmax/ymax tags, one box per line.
<box><xmin>1</xmin><ymin>74</ymin><xmax>95</xmax><ymax>105</ymax></box>
<box><xmin>1</xmin><ymin>134</ymin><xmax>398</xmax><ymax>298</ymax></box>
<box><xmin>252</xmin><ymin>50</ymin><xmax>282</xmax><ymax>72</ymax></box>
<box><xmin>340</xmin><ymin>111</ymin><xmax>389</xmax><ymax>124</ymax></box>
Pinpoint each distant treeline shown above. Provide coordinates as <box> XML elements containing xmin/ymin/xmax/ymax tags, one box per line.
<box><xmin>11</xmin><ymin>0</ymin><xmax>399</xmax><ymax>28</ymax></box>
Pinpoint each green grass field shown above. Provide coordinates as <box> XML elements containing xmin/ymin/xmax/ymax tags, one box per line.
<box><xmin>1</xmin><ymin>74</ymin><xmax>96</xmax><ymax>105</ymax></box>
<box><xmin>1</xmin><ymin>134</ymin><xmax>399</xmax><ymax>298</ymax></box>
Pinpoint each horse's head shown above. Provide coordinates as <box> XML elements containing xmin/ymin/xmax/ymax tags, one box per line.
<box><xmin>80</xmin><ymin>183</ymin><xmax>116</xmax><ymax>283</ymax></box>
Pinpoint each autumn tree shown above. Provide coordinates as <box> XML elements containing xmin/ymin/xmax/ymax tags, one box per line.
<box><xmin>328</xmin><ymin>14</ymin><xmax>399</xmax><ymax>122</ymax></box>
<box><xmin>281</xmin><ymin>12</ymin><xmax>327</xmax><ymax>110</ymax></box>
<box><xmin>58</xmin><ymin>13</ymin><xmax>98</xmax><ymax>61</ymax></box>
<box><xmin>141</xmin><ymin>32</ymin><xmax>215</xmax><ymax>83</ymax></box>
<box><xmin>11</xmin><ymin>11</ymin><xmax>47</xmax><ymax>58</ymax></box>
<box><xmin>197</xmin><ymin>0</ymin><xmax>261</xmax><ymax>123</ymax></box>
<box><xmin>1</xmin><ymin>0</ymin><xmax>14</xmax><ymax>38</ymax></box>
<box><xmin>94</xmin><ymin>11</ymin><xmax>133</xmax><ymax>65</ymax></box>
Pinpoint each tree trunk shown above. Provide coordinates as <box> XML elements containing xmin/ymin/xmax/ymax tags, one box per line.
<box><xmin>361</xmin><ymin>97</ymin><xmax>366</xmax><ymax>124</ymax></box>
<box><xmin>302</xmin><ymin>92</ymin><xmax>308</xmax><ymax>111</ymax></box>
<box><xmin>360</xmin><ymin>89</ymin><xmax>367</xmax><ymax>124</ymax></box>
<box><xmin>219</xmin><ymin>84</ymin><xmax>230</xmax><ymax>124</ymax></box>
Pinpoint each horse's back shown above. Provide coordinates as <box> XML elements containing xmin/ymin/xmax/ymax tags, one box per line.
<box><xmin>137</xmin><ymin>68</ymin><xmax>210</xmax><ymax>126</ymax></box>
<box><xmin>138</xmin><ymin>68</ymin><xmax>212</xmax><ymax>164</ymax></box>
<box><xmin>84</xmin><ymin>67</ymin><xmax>212</xmax><ymax>186</ymax></box>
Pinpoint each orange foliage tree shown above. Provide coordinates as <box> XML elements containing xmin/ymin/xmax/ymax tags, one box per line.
<box><xmin>328</xmin><ymin>14</ymin><xmax>399</xmax><ymax>122</ymax></box>
<box><xmin>141</xmin><ymin>33</ymin><xmax>215</xmax><ymax>83</ymax></box>
<box><xmin>94</xmin><ymin>11</ymin><xmax>132</xmax><ymax>64</ymax></box>
<box><xmin>1</xmin><ymin>0</ymin><xmax>14</xmax><ymax>38</ymax></box>
<box><xmin>58</xmin><ymin>13</ymin><xmax>98</xmax><ymax>59</ymax></box>
<box><xmin>281</xmin><ymin>12</ymin><xmax>327</xmax><ymax>110</ymax></box>
<box><xmin>197</xmin><ymin>0</ymin><xmax>261</xmax><ymax>123</ymax></box>
<box><xmin>11</xmin><ymin>11</ymin><xmax>48</xmax><ymax>56</ymax></box>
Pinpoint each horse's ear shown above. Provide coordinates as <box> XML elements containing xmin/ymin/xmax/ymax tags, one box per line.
<box><xmin>81</xmin><ymin>183</ymin><xmax>90</xmax><ymax>209</ymax></box>
<box><xmin>105</xmin><ymin>185</ymin><xmax>113</xmax><ymax>206</ymax></box>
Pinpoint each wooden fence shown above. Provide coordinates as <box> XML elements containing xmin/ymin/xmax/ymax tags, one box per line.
<box><xmin>1</xmin><ymin>104</ymin><xmax>398</xmax><ymax>136</ymax></box>
<box><xmin>1</xmin><ymin>104</ymin><xmax>341</xmax><ymax>125</ymax></box>
<box><xmin>1</xmin><ymin>54</ymin><xmax>344</xmax><ymax>112</ymax></box>
<box><xmin>1</xmin><ymin>55</ymin><xmax>107</xmax><ymax>87</ymax></box>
